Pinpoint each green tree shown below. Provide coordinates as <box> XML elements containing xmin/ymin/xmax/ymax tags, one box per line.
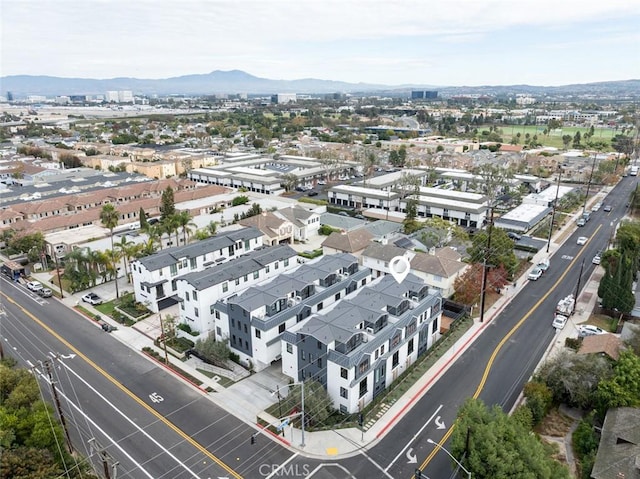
<box><xmin>232</xmin><ymin>195</ymin><xmax>250</xmax><ymax>206</ymax></box>
<box><xmin>288</xmin><ymin>380</ymin><xmax>334</xmax><ymax>426</ymax></box>
<box><xmin>194</xmin><ymin>334</ymin><xmax>230</xmax><ymax>367</ymax></box>
<box><xmin>175</xmin><ymin>210</ymin><xmax>196</xmax><ymax>244</ymax></box>
<box><xmin>535</xmin><ymin>350</ymin><xmax>612</xmax><ymax>410</ymax></box>
<box><xmin>596</xmin><ymin>349</ymin><xmax>640</xmax><ymax>415</ymax></box>
<box><xmin>7</xmin><ymin>232</ymin><xmax>45</xmax><ymax>263</ymax></box>
<box><xmin>139</xmin><ymin>207</ymin><xmax>149</xmax><ymax>230</ymax></box>
<box><xmin>468</xmin><ymin>228</ymin><xmax>518</xmax><ymax>276</ymax></box>
<box><xmin>450</xmin><ymin>398</ymin><xmax>570</xmax><ymax>479</ymax></box>
<box><xmin>523</xmin><ymin>381</ymin><xmax>553</xmax><ymax>425</ymax></box>
<box><xmin>160</xmin><ymin>186</ymin><xmax>176</xmax><ymax>221</ymax></box>
<box><xmin>562</xmin><ymin>134</ymin><xmax>572</xmax><ymax>150</ymax></box>
<box><xmin>100</xmin><ymin>203</ymin><xmax>120</xmax><ymax>298</ymax></box>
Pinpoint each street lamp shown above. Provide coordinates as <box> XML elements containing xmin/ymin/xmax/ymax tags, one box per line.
<box><xmin>426</xmin><ymin>438</ymin><xmax>471</xmax><ymax>479</ymax></box>
<box><xmin>546</xmin><ymin>164</ymin><xmax>563</xmax><ymax>253</ymax></box>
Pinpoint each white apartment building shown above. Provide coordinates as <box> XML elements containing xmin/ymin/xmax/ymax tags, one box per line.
<box><xmin>176</xmin><ymin>244</ymin><xmax>299</xmax><ymax>337</ymax></box>
<box><xmin>130</xmin><ymin>227</ymin><xmax>263</xmax><ymax>312</ymax></box>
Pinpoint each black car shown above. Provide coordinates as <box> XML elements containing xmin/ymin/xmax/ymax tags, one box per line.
<box><xmin>507</xmin><ymin>232</ymin><xmax>522</xmax><ymax>241</ymax></box>
<box><xmin>307</xmin><ymin>190</ymin><xmax>318</xmax><ymax>197</ymax></box>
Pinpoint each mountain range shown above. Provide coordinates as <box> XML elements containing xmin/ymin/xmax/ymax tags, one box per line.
<box><xmin>1</xmin><ymin>70</ymin><xmax>639</xmax><ymax>98</ymax></box>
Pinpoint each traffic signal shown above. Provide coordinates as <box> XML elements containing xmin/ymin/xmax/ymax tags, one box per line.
<box><xmin>415</xmin><ymin>469</ymin><xmax>422</xmax><ymax>479</ymax></box>
<box><xmin>250</xmin><ymin>435</ymin><xmax>256</xmax><ymax>445</ymax></box>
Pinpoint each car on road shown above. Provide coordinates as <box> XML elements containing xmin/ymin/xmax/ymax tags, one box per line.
<box><xmin>26</xmin><ymin>281</ymin><xmax>43</xmax><ymax>292</ymax></box>
<box><xmin>576</xmin><ymin>217</ymin><xmax>586</xmax><ymax>227</ymax></box>
<box><xmin>591</xmin><ymin>202</ymin><xmax>602</xmax><ymax>212</ymax></box>
<box><xmin>578</xmin><ymin>324</ymin><xmax>606</xmax><ymax>337</ymax></box>
<box><xmin>338</xmin><ymin>211</ymin><xmax>349</xmax><ymax>216</ymax></box>
<box><xmin>604</xmin><ymin>205</ymin><xmax>612</xmax><ymax>212</ymax></box>
<box><xmin>307</xmin><ymin>190</ymin><xmax>319</xmax><ymax>197</ymax></box>
<box><xmin>577</xmin><ymin>236</ymin><xmax>588</xmax><ymax>245</ymax></box>
<box><xmin>552</xmin><ymin>315</ymin><xmax>568</xmax><ymax>330</ymax></box>
<box><xmin>592</xmin><ymin>252</ymin><xmax>602</xmax><ymax>265</ymax></box>
<box><xmin>37</xmin><ymin>288</ymin><xmax>52</xmax><ymax>298</ymax></box>
<box><xmin>82</xmin><ymin>292</ymin><xmax>103</xmax><ymax>305</ymax></box>
<box><xmin>536</xmin><ymin>258</ymin><xmax>550</xmax><ymax>272</ymax></box>
<box><xmin>528</xmin><ymin>267</ymin><xmax>543</xmax><ymax>281</ymax></box>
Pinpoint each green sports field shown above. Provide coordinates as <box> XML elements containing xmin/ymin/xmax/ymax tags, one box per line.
<box><xmin>488</xmin><ymin>124</ymin><xmax>632</xmax><ymax>149</ymax></box>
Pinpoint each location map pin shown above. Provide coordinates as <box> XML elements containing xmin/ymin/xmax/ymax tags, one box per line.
<box><xmin>389</xmin><ymin>256</ymin><xmax>411</xmax><ymax>284</ymax></box>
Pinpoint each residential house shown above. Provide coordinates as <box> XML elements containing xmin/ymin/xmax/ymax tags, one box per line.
<box><xmin>274</xmin><ymin>205</ymin><xmax>322</xmax><ymax>242</ymax></box>
<box><xmin>321</xmin><ymin>229</ymin><xmax>374</xmax><ymax>256</ymax></box>
<box><xmin>591</xmin><ymin>407</ymin><xmax>640</xmax><ymax>479</ymax></box>
<box><xmin>578</xmin><ymin>333</ymin><xmax>622</xmax><ymax>361</ymax></box>
<box><xmin>409</xmin><ymin>247</ymin><xmax>469</xmax><ymax>298</ymax></box>
<box><xmin>361</xmin><ymin>243</ymin><xmax>415</xmax><ymax>278</ymax></box>
<box><xmin>239</xmin><ymin>211</ymin><xmax>294</xmax><ymax>246</ymax></box>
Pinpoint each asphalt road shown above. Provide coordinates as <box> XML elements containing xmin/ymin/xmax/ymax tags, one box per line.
<box><xmin>1</xmin><ymin>176</ymin><xmax>636</xmax><ymax>479</ymax></box>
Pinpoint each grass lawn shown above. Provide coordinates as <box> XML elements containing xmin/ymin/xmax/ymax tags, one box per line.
<box><xmin>95</xmin><ymin>301</ymin><xmax>116</xmax><ymax>316</ymax></box>
<box><xmin>484</xmin><ymin>124</ymin><xmax>628</xmax><ymax>150</ymax></box>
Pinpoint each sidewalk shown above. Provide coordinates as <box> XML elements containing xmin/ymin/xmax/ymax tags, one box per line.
<box><xmin>26</xmin><ymin>187</ymin><xmax>610</xmax><ymax>458</ymax></box>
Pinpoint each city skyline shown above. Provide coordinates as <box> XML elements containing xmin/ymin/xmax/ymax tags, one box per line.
<box><xmin>2</xmin><ymin>0</ymin><xmax>640</xmax><ymax>87</ymax></box>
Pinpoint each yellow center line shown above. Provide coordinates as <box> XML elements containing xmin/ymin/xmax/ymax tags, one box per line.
<box><xmin>415</xmin><ymin>226</ymin><xmax>600</xmax><ymax>476</ymax></box>
<box><xmin>1</xmin><ymin>290</ymin><xmax>243</xmax><ymax>479</ymax></box>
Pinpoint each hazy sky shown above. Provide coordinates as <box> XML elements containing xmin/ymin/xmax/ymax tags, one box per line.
<box><xmin>2</xmin><ymin>0</ymin><xmax>639</xmax><ymax>86</ymax></box>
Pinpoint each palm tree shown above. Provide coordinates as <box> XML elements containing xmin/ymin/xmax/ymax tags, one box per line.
<box><xmin>115</xmin><ymin>236</ymin><xmax>135</xmax><ymax>284</ymax></box>
<box><xmin>206</xmin><ymin>220</ymin><xmax>218</xmax><ymax>236</ymax></box>
<box><xmin>175</xmin><ymin>210</ymin><xmax>196</xmax><ymax>245</ymax></box>
<box><xmin>100</xmin><ymin>203</ymin><xmax>120</xmax><ymax>298</ymax></box>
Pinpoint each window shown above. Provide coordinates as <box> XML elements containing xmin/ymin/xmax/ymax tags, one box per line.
<box><xmin>244</xmin><ymin>239</ymin><xmax>250</xmax><ymax>249</ymax></box>
<box><xmin>231</xmin><ymin>318</ymin><xmax>235</xmax><ymax>328</ymax></box>
<box><xmin>317</xmin><ymin>302</ymin><xmax>323</xmax><ymax>311</ymax></box>
<box><xmin>380</xmin><ymin>344</ymin><xmax>385</xmax><ymax>355</ymax></box>
<box><xmin>235</xmin><ymin>278</ymin><xmax>240</xmax><ymax>286</ymax></box>
<box><xmin>170</xmin><ymin>264</ymin><xmax>178</xmax><ymax>276</ymax></box>
<box><xmin>335</xmin><ymin>293</ymin><xmax>341</xmax><ymax>301</ymax></box>
<box><xmin>317</xmin><ymin>340</ymin><xmax>322</xmax><ymax>350</ymax></box>
<box><xmin>232</xmin><ymin>334</ymin><xmax>236</xmax><ymax>345</ymax></box>
<box><xmin>286</xmin><ymin>343</ymin><xmax>293</xmax><ymax>354</ymax></box>
<box><xmin>253</xmin><ymin>271</ymin><xmax>259</xmax><ymax>280</ymax></box>
<box><xmin>215</xmin><ymin>310</ymin><xmax>220</xmax><ymax>319</ymax></box>
<box><xmin>375</xmin><ymin>349</ymin><xmax>379</xmax><ymax>360</ymax></box>
<box><xmin>340</xmin><ymin>387</ymin><xmax>348</xmax><ymax>399</ymax></box>
<box><xmin>255</xmin><ymin>329</ymin><xmax>261</xmax><ymax>339</ymax></box>
<box><xmin>301</xmin><ymin>351</ymin><xmax>306</xmax><ymax>360</ymax></box>
<box><xmin>406</xmin><ymin>321</ymin><xmax>416</xmax><ymax>336</ymax></box>
<box><xmin>180</xmin><ymin>302</ymin><xmax>185</xmax><ymax>310</ymax></box>
<box><xmin>407</xmin><ymin>338</ymin><xmax>414</xmax><ymax>355</ymax></box>
<box><xmin>359</xmin><ymin>378</ymin><xmax>368</xmax><ymax>398</ymax></box>
<box><xmin>432</xmin><ymin>319</ymin><xmax>438</xmax><ymax>334</ymax></box>
<box><xmin>284</xmin><ymin>258</ymin><xmax>289</xmax><ymax>267</ymax></box>
<box><xmin>361</xmin><ymin>279</ymin><xmax>367</xmax><ymax>286</ymax></box>
<box><xmin>279</xmin><ymin>323</ymin><xmax>286</xmax><ymax>334</ymax></box>
<box><xmin>186</xmin><ymin>292</ymin><xmax>190</xmax><ymax>301</ymax></box>
<box><xmin>216</xmin><ymin>327</ymin><xmax>221</xmax><ymax>336</ymax></box>
<box><xmin>274</xmin><ymin>261</ymin><xmax>279</xmax><ymax>270</ymax></box>
<box><xmin>317</xmin><ymin>358</ymin><xmax>322</xmax><ymax>368</ymax></box>
<box><xmin>190</xmin><ymin>257</ymin><xmax>197</xmax><ymax>269</ymax></box>
<box><xmin>210</xmin><ymin>305</ymin><xmax>215</xmax><ymax>315</ymax></box>
<box><xmin>244</xmin><ymin>324</ymin><xmax>248</xmax><ymax>334</ymax></box>
<box><xmin>193</xmin><ymin>291</ymin><xmax>198</xmax><ymax>301</ymax></box>
<box><xmin>392</xmin><ymin>351</ymin><xmax>399</xmax><ymax>368</ymax></box>
<box><xmin>222</xmin><ymin>282</ymin><xmax>228</xmax><ymax>293</ymax></box>
<box><xmin>194</xmin><ymin>308</ymin><xmax>199</xmax><ymax>318</ymax></box>
<box><xmin>266</xmin><ymin>265</ymin><xmax>270</xmax><ymax>273</ymax></box>
<box><xmin>181</xmin><ymin>259</ymin><xmax>188</xmax><ymax>269</ymax></box>
<box><xmin>391</xmin><ymin>333</ymin><xmax>401</xmax><ymax>348</ymax></box>
<box><xmin>358</xmin><ymin>359</ymin><xmax>369</xmax><ymax>374</ymax></box>
<box><xmin>245</xmin><ymin>340</ymin><xmax>248</xmax><ymax>350</ymax></box>
<box><xmin>341</xmin><ymin>367</ymin><xmax>348</xmax><ymax>379</ymax></box>
<box><xmin>244</xmin><ymin>274</ymin><xmax>248</xmax><ymax>282</ymax></box>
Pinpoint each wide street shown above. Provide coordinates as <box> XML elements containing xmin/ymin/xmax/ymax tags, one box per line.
<box><xmin>1</xmin><ymin>175</ymin><xmax>636</xmax><ymax>478</ymax></box>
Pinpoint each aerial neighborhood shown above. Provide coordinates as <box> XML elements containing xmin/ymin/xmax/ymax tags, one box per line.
<box><xmin>2</xmin><ymin>83</ymin><xmax>640</xmax><ymax>479</ymax></box>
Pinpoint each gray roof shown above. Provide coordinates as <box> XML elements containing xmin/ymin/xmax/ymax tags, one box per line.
<box><xmin>591</xmin><ymin>407</ymin><xmax>640</xmax><ymax>479</ymax></box>
<box><xmin>363</xmin><ymin>220</ymin><xmax>402</xmax><ymax>238</ymax></box>
<box><xmin>320</xmin><ymin>212</ymin><xmax>367</xmax><ymax>231</ymax></box>
<box><xmin>362</xmin><ymin>242</ymin><xmax>408</xmax><ymax>262</ymax></box>
<box><xmin>136</xmin><ymin>227</ymin><xmax>263</xmax><ymax>271</ymax></box>
<box><xmin>229</xmin><ymin>253</ymin><xmax>359</xmax><ymax>312</ymax></box>
<box><xmin>178</xmin><ymin>244</ymin><xmax>297</xmax><ymax>291</ymax></box>
<box><xmin>276</xmin><ymin>205</ymin><xmax>316</xmax><ymax>227</ymax></box>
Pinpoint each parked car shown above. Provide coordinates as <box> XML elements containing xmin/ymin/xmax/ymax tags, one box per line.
<box><xmin>577</xmin><ymin>236</ymin><xmax>588</xmax><ymax>245</ymax></box>
<box><xmin>338</xmin><ymin>211</ymin><xmax>349</xmax><ymax>217</ymax></box>
<box><xmin>536</xmin><ymin>258</ymin><xmax>550</xmax><ymax>272</ymax></box>
<box><xmin>37</xmin><ymin>288</ymin><xmax>52</xmax><ymax>298</ymax></box>
<box><xmin>603</xmin><ymin>205</ymin><xmax>612</xmax><ymax>212</ymax></box>
<box><xmin>507</xmin><ymin>232</ymin><xmax>522</xmax><ymax>241</ymax></box>
<box><xmin>317</xmin><ymin>180</ymin><xmax>327</xmax><ymax>185</ymax></box>
<box><xmin>578</xmin><ymin>324</ymin><xmax>606</xmax><ymax>337</ymax></box>
<box><xmin>307</xmin><ymin>190</ymin><xmax>319</xmax><ymax>197</ymax></box>
<box><xmin>528</xmin><ymin>267</ymin><xmax>543</xmax><ymax>281</ymax></box>
<box><xmin>592</xmin><ymin>252</ymin><xmax>602</xmax><ymax>265</ymax></box>
<box><xmin>82</xmin><ymin>292</ymin><xmax>103</xmax><ymax>305</ymax></box>
<box><xmin>552</xmin><ymin>315</ymin><xmax>568</xmax><ymax>330</ymax></box>
<box><xmin>26</xmin><ymin>281</ymin><xmax>43</xmax><ymax>292</ymax></box>
<box><xmin>576</xmin><ymin>217</ymin><xmax>586</xmax><ymax>227</ymax></box>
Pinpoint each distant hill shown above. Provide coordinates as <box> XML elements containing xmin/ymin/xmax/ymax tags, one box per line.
<box><xmin>0</xmin><ymin>69</ymin><xmax>638</xmax><ymax>98</ymax></box>
<box><xmin>0</xmin><ymin>70</ymin><xmax>388</xmax><ymax>97</ymax></box>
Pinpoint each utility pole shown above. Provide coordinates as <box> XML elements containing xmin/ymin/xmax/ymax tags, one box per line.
<box><xmin>89</xmin><ymin>438</ymin><xmax>118</xmax><ymax>479</ymax></box>
<box><xmin>582</xmin><ymin>153</ymin><xmax>598</xmax><ymax>216</ymax></box>
<box><xmin>44</xmin><ymin>360</ymin><xmax>73</xmax><ymax>454</ymax></box>
<box><xmin>53</xmin><ymin>253</ymin><xmax>64</xmax><ymax>298</ymax></box>
<box><xmin>479</xmin><ymin>205</ymin><xmax>494</xmax><ymax>323</ymax></box>
<box><xmin>158</xmin><ymin>313</ymin><xmax>169</xmax><ymax>365</ymax></box>
<box><xmin>546</xmin><ymin>164</ymin><xmax>563</xmax><ymax>253</ymax></box>
<box><xmin>573</xmin><ymin>259</ymin><xmax>586</xmax><ymax>315</ymax></box>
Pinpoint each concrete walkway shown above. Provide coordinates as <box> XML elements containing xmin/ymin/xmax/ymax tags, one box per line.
<box><xmin>23</xmin><ymin>187</ymin><xmax>612</xmax><ymax>458</ymax></box>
